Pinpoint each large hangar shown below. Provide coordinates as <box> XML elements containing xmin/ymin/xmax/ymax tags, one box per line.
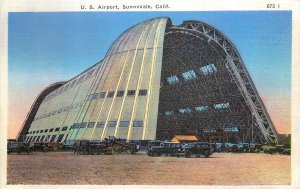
<box><xmin>17</xmin><ymin>17</ymin><xmax>278</xmax><ymax>144</ymax></box>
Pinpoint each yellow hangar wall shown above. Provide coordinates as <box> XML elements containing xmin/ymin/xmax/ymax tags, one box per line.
<box><xmin>25</xmin><ymin>17</ymin><xmax>170</xmax><ymax>143</ymax></box>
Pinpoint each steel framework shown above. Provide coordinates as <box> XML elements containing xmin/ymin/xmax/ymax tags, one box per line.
<box><xmin>156</xmin><ymin>20</ymin><xmax>278</xmax><ymax>144</ymax></box>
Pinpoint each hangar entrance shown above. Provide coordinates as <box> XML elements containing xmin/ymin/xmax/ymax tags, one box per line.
<box><xmin>156</xmin><ymin>22</ymin><xmax>263</xmax><ymax>143</ymax></box>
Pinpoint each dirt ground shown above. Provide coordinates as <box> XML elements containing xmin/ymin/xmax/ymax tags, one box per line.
<box><xmin>7</xmin><ymin>151</ymin><xmax>290</xmax><ymax>185</ymax></box>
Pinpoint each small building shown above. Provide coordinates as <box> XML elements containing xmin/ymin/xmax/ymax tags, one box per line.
<box><xmin>170</xmin><ymin>135</ymin><xmax>199</xmax><ymax>143</ymax></box>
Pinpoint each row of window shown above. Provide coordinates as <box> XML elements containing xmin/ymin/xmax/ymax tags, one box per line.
<box><xmin>203</xmin><ymin>127</ymin><xmax>239</xmax><ymax>133</ymax></box>
<box><xmin>166</xmin><ymin>63</ymin><xmax>217</xmax><ymax>85</ymax></box>
<box><xmin>29</xmin><ymin>126</ymin><xmax>68</xmax><ymax>135</ymax></box>
<box><xmin>44</xmin><ymin>64</ymin><xmax>101</xmax><ymax>102</ymax></box>
<box><xmin>35</xmin><ymin>89</ymin><xmax>148</xmax><ymax>122</ymax></box>
<box><xmin>70</xmin><ymin>120</ymin><xmax>144</xmax><ymax>129</ymax></box>
<box><xmin>33</xmin><ymin>102</ymin><xmax>82</xmax><ymax>121</ymax></box>
<box><xmin>164</xmin><ymin>102</ymin><xmax>230</xmax><ymax>116</ymax></box>
<box><xmin>87</xmin><ymin>89</ymin><xmax>147</xmax><ymax>100</ymax></box>
<box><xmin>25</xmin><ymin>134</ymin><xmax>66</xmax><ymax>143</ymax></box>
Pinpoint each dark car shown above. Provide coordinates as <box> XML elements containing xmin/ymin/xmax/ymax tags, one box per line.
<box><xmin>73</xmin><ymin>140</ymin><xmax>113</xmax><ymax>155</ymax></box>
<box><xmin>147</xmin><ymin>141</ymin><xmax>181</xmax><ymax>157</ymax></box>
<box><xmin>175</xmin><ymin>142</ymin><xmax>213</xmax><ymax>158</ymax></box>
<box><xmin>7</xmin><ymin>141</ymin><xmax>30</xmax><ymax>154</ymax></box>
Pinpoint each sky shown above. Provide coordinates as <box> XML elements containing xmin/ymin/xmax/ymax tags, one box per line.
<box><xmin>8</xmin><ymin>11</ymin><xmax>291</xmax><ymax>139</ymax></box>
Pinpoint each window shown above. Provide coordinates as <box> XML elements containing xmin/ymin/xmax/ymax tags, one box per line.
<box><xmin>57</xmin><ymin>134</ymin><xmax>65</xmax><ymax>142</ymax></box>
<box><xmin>40</xmin><ymin>130</ymin><xmax>44</xmax><ymax>133</ymax></box>
<box><xmin>119</xmin><ymin>121</ymin><xmax>129</xmax><ymax>127</ymax></box>
<box><xmin>32</xmin><ymin>136</ymin><xmax>37</xmax><ymax>142</ymax></box>
<box><xmin>87</xmin><ymin>122</ymin><xmax>95</xmax><ymax>128</ymax></box>
<box><xmin>44</xmin><ymin>129</ymin><xmax>48</xmax><ymax>133</ymax></box>
<box><xmin>214</xmin><ymin>102</ymin><xmax>230</xmax><ymax>110</ymax></box>
<box><xmin>133</xmin><ymin>120</ymin><xmax>143</xmax><ymax>127</ymax></box>
<box><xmin>224</xmin><ymin>127</ymin><xmax>239</xmax><ymax>132</ymax></box>
<box><xmin>62</xmin><ymin>126</ymin><xmax>68</xmax><ymax>131</ymax></box>
<box><xmin>73</xmin><ymin>123</ymin><xmax>81</xmax><ymax>129</ymax></box>
<box><xmin>63</xmin><ymin>83</ymin><xmax>70</xmax><ymax>92</ymax></box>
<box><xmin>55</xmin><ymin>127</ymin><xmax>60</xmax><ymax>132</ymax></box>
<box><xmin>139</xmin><ymin>89</ymin><xmax>147</xmax><ymax>96</ymax></box>
<box><xmin>107</xmin><ymin>91</ymin><xmax>115</xmax><ymax>98</ymax></box>
<box><xmin>46</xmin><ymin>135</ymin><xmax>51</xmax><ymax>142</ymax></box>
<box><xmin>69</xmin><ymin>79</ymin><xmax>77</xmax><ymax>88</ymax></box>
<box><xmin>36</xmin><ymin>136</ymin><xmax>41</xmax><ymax>142</ymax></box>
<box><xmin>36</xmin><ymin>130</ymin><xmax>39</xmax><ymax>133</ymax></box>
<box><xmin>87</xmin><ymin>93</ymin><xmax>100</xmax><ymax>100</ymax></box>
<box><xmin>52</xmin><ymin>111</ymin><xmax>57</xmax><ymax>115</ymax></box>
<box><xmin>182</xmin><ymin>70</ymin><xmax>197</xmax><ymax>80</ymax></box>
<box><xmin>85</xmin><ymin>69</ymin><xmax>94</xmax><ymax>79</ymax></box>
<box><xmin>49</xmin><ymin>128</ymin><xmax>54</xmax><ymax>132</ymax></box>
<box><xmin>92</xmin><ymin>93</ymin><xmax>100</xmax><ymax>99</ymax></box>
<box><xmin>77</xmin><ymin>74</ymin><xmax>85</xmax><ymax>84</ymax></box>
<box><xmin>97</xmin><ymin>121</ymin><xmax>105</xmax><ymax>128</ymax></box>
<box><xmin>33</xmin><ymin>131</ymin><xmax>36</xmax><ymax>134</ymax></box>
<box><xmin>108</xmin><ymin>121</ymin><xmax>117</xmax><ymax>127</ymax></box>
<box><xmin>100</xmin><ymin>92</ymin><xmax>106</xmax><ymax>98</ymax></box>
<box><xmin>127</xmin><ymin>90</ymin><xmax>135</xmax><ymax>96</ymax></box>
<box><xmin>200</xmin><ymin>64</ymin><xmax>217</xmax><ymax>75</ymax></box>
<box><xmin>50</xmin><ymin>135</ymin><xmax>57</xmax><ymax>142</ymax></box>
<box><xmin>203</xmin><ymin>128</ymin><xmax>216</xmax><ymax>133</ymax></box>
<box><xmin>117</xmin><ymin>91</ymin><xmax>124</xmax><ymax>97</ymax></box>
<box><xmin>40</xmin><ymin>135</ymin><xmax>45</xmax><ymax>142</ymax></box>
<box><xmin>165</xmin><ymin>111</ymin><xmax>175</xmax><ymax>116</ymax></box>
<box><xmin>80</xmin><ymin>122</ymin><xmax>88</xmax><ymax>128</ymax></box>
<box><xmin>166</xmin><ymin>75</ymin><xmax>179</xmax><ymax>85</ymax></box>
<box><xmin>195</xmin><ymin>105</ymin><xmax>208</xmax><ymax>112</ymax></box>
<box><xmin>179</xmin><ymin>108</ymin><xmax>192</xmax><ymax>113</ymax></box>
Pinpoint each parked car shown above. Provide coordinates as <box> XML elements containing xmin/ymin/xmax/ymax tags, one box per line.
<box><xmin>147</xmin><ymin>141</ymin><xmax>181</xmax><ymax>157</ymax></box>
<box><xmin>7</xmin><ymin>141</ymin><xmax>30</xmax><ymax>154</ymax></box>
<box><xmin>175</xmin><ymin>142</ymin><xmax>213</xmax><ymax>158</ymax></box>
<box><xmin>73</xmin><ymin>140</ymin><xmax>113</xmax><ymax>155</ymax></box>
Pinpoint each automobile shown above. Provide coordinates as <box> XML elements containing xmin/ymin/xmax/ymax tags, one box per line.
<box><xmin>73</xmin><ymin>140</ymin><xmax>113</xmax><ymax>155</ymax></box>
<box><xmin>282</xmin><ymin>149</ymin><xmax>291</xmax><ymax>155</ymax></box>
<box><xmin>29</xmin><ymin>142</ymin><xmax>49</xmax><ymax>152</ymax></box>
<box><xmin>7</xmin><ymin>141</ymin><xmax>30</xmax><ymax>154</ymax></box>
<box><xmin>175</xmin><ymin>142</ymin><xmax>213</xmax><ymax>158</ymax></box>
<box><xmin>248</xmin><ymin>143</ymin><xmax>263</xmax><ymax>153</ymax></box>
<box><xmin>147</xmin><ymin>141</ymin><xmax>181</xmax><ymax>157</ymax></box>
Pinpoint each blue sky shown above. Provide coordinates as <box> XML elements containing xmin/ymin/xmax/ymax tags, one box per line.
<box><xmin>8</xmin><ymin>11</ymin><xmax>292</xmax><ymax>137</ymax></box>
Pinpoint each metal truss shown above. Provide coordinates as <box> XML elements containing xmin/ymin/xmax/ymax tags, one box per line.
<box><xmin>156</xmin><ymin>21</ymin><xmax>278</xmax><ymax>144</ymax></box>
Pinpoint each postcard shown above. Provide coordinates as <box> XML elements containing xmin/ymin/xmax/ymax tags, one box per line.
<box><xmin>0</xmin><ymin>0</ymin><xmax>299</xmax><ymax>188</ymax></box>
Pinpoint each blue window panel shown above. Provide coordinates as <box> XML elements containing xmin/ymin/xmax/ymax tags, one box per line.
<box><xmin>166</xmin><ymin>75</ymin><xmax>179</xmax><ymax>85</ymax></box>
<box><xmin>92</xmin><ymin>93</ymin><xmax>100</xmax><ymax>99</ymax></box>
<box><xmin>127</xmin><ymin>90</ymin><xmax>136</xmax><ymax>96</ymax></box>
<box><xmin>224</xmin><ymin>127</ymin><xmax>239</xmax><ymax>132</ymax></box>
<box><xmin>87</xmin><ymin>122</ymin><xmax>95</xmax><ymax>128</ymax></box>
<box><xmin>203</xmin><ymin>128</ymin><xmax>216</xmax><ymax>133</ymax></box>
<box><xmin>108</xmin><ymin>121</ymin><xmax>117</xmax><ymax>127</ymax></box>
<box><xmin>119</xmin><ymin>121</ymin><xmax>129</xmax><ymax>127</ymax></box>
<box><xmin>195</xmin><ymin>105</ymin><xmax>208</xmax><ymax>112</ymax></box>
<box><xmin>100</xmin><ymin>92</ymin><xmax>106</xmax><ymax>98</ymax></box>
<box><xmin>80</xmin><ymin>122</ymin><xmax>88</xmax><ymax>128</ymax></box>
<box><xmin>165</xmin><ymin>111</ymin><xmax>175</xmax><ymax>116</ymax></box>
<box><xmin>214</xmin><ymin>102</ymin><xmax>230</xmax><ymax>109</ymax></box>
<box><xmin>200</xmin><ymin>64</ymin><xmax>217</xmax><ymax>75</ymax></box>
<box><xmin>97</xmin><ymin>121</ymin><xmax>105</xmax><ymax>128</ymax></box>
<box><xmin>133</xmin><ymin>120</ymin><xmax>143</xmax><ymax>127</ymax></box>
<box><xmin>182</xmin><ymin>70</ymin><xmax>197</xmax><ymax>80</ymax></box>
<box><xmin>62</xmin><ymin>126</ymin><xmax>68</xmax><ymax>131</ymax></box>
<box><xmin>179</xmin><ymin>108</ymin><xmax>192</xmax><ymax>113</ymax></box>
<box><xmin>107</xmin><ymin>91</ymin><xmax>115</xmax><ymax>98</ymax></box>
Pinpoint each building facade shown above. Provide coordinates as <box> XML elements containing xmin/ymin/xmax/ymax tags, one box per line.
<box><xmin>18</xmin><ymin>17</ymin><xmax>278</xmax><ymax>144</ymax></box>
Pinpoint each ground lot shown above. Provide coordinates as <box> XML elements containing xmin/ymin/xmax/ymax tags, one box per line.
<box><xmin>7</xmin><ymin>151</ymin><xmax>290</xmax><ymax>185</ymax></box>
